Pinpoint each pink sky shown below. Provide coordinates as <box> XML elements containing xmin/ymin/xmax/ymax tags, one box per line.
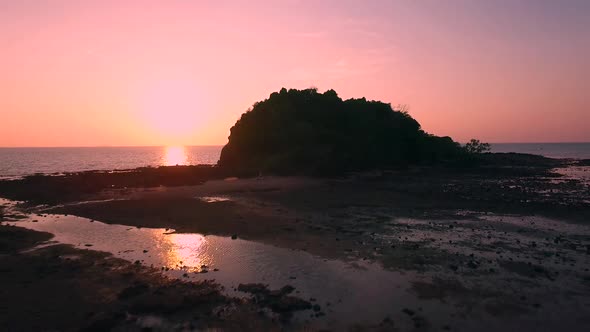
<box><xmin>1</xmin><ymin>0</ymin><xmax>589</xmax><ymax>147</ymax></box>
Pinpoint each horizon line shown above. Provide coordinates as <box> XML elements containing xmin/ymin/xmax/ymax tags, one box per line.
<box><xmin>0</xmin><ymin>145</ymin><xmax>226</xmax><ymax>148</ymax></box>
<box><xmin>1</xmin><ymin>142</ymin><xmax>590</xmax><ymax>148</ymax></box>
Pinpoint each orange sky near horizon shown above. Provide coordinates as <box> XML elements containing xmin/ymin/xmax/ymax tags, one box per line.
<box><xmin>1</xmin><ymin>0</ymin><xmax>589</xmax><ymax>147</ymax></box>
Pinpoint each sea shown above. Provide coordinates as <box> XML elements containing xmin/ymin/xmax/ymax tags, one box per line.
<box><xmin>490</xmin><ymin>143</ymin><xmax>590</xmax><ymax>159</ymax></box>
<box><xmin>0</xmin><ymin>146</ymin><xmax>222</xmax><ymax>178</ymax></box>
<box><xmin>0</xmin><ymin>143</ymin><xmax>589</xmax><ymax>178</ymax></box>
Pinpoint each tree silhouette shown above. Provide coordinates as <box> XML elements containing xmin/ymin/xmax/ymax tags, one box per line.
<box><xmin>464</xmin><ymin>139</ymin><xmax>491</xmax><ymax>154</ymax></box>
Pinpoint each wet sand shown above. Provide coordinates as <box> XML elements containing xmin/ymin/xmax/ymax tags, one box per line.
<box><xmin>1</xmin><ymin>154</ymin><xmax>590</xmax><ymax>331</ymax></box>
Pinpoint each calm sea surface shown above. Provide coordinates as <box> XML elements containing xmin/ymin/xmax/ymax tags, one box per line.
<box><xmin>490</xmin><ymin>143</ymin><xmax>590</xmax><ymax>159</ymax></box>
<box><xmin>0</xmin><ymin>146</ymin><xmax>223</xmax><ymax>178</ymax></box>
<box><xmin>0</xmin><ymin>143</ymin><xmax>589</xmax><ymax>178</ymax></box>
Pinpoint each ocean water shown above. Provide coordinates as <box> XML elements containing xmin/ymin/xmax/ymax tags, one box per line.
<box><xmin>0</xmin><ymin>143</ymin><xmax>589</xmax><ymax>178</ymax></box>
<box><xmin>0</xmin><ymin>146</ymin><xmax>223</xmax><ymax>178</ymax></box>
<box><xmin>491</xmin><ymin>143</ymin><xmax>590</xmax><ymax>159</ymax></box>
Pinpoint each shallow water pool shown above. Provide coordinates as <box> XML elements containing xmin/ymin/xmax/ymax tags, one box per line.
<box><xmin>5</xmin><ymin>210</ymin><xmax>449</xmax><ymax>329</ymax></box>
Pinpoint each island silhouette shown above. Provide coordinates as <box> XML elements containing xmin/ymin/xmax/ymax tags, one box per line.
<box><xmin>220</xmin><ymin>88</ymin><xmax>463</xmax><ymax>174</ymax></box>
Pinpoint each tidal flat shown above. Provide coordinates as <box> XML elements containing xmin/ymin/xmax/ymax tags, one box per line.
<box><xmin>1</xmin><ymin>154</ymin><xmax>589</xmax><ymax>331</ymax></box>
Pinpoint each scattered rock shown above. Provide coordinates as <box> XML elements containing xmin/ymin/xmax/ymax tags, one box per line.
<box><xmin>118</xmin><ymin>283</ymin><xmax>149</xmax><ymax>300</ymax></box>
<box><xmin>279</xmin><ymin>285</ymin><xmax>295</xmax><ymax>295</ymax></box>
<box><xmin>402</xmin><ymin>308</ymin><xmax>415</xmax><ymax>316</ymax></box>
<box><xmin>237</xmin><ymin>283</ymin><xmax>312</xmax><ymax>314</ymax></box>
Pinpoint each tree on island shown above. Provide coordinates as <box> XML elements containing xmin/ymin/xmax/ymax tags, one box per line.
<box><xmin>219</xmin><ymin>88</ymin><xmax>463</xmax><ymax>174</ymax></box>
<box><xmin>464</xmin><ymin>139</ymin><xmax>491</xmax><ymax>154</ymax></box>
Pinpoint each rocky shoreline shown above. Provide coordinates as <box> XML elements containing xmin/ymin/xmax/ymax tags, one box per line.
<box><xmin>1</xmin><ymin>153</ymin><xmax>589</xmax><ymax>331</ymax></box>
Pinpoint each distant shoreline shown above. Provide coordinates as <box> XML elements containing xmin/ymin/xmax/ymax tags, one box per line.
<box><xmin>1</xmin><ymin>151</ymin><xmax>589</xmax><ymax>181</ymax></box>
<box><xmin>1</xmin><ymin>152</ymin><xmax>588</xmax><ymax>216</ymax></box>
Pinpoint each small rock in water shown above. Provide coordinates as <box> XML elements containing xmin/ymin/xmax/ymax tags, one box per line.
<box><xmin>84</xmin><ymin>244</ymin><xmax>93</xmax><ymax>247</ymax></box>
<box><xmin>143</xmin><ymin>250</ymin><xmax>148</xmax><ymax>253</ymax></box>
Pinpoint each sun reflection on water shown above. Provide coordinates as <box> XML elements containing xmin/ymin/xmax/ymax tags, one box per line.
<box><xmin>163</xmin><ymin>146</ymin><xmax>188</xmax><ymax>166</ymax></box>
<box><xmin>149</xmin><ymin>230</ymin><xmax>213</xmax><ymax>272</ymax></box>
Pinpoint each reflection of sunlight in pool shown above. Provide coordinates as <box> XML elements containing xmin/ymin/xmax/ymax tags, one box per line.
<box><xmin>199</xmin><ymin>196</ymin><xmax>231</xmax><ymax>203</ymax></box>
<box><xmin>7</xmin><ymin>211</ymin><xmax>426</xmax><ymax>329</ymax></box>
<box><xmin>162</xmin><ymin>146</ymin><xmax>188</xmax><ymax>166</ymax></box>
<box><xmin>150</xmin><ymin>230</ymin><xmax>213</xmax><ymax>272</ymax></box>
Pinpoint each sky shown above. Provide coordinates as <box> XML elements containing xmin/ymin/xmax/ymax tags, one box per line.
<box><xmin>1</xmin><ymin>0</ymin><xmax>589</xmax><ymax>147</ymax></box>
